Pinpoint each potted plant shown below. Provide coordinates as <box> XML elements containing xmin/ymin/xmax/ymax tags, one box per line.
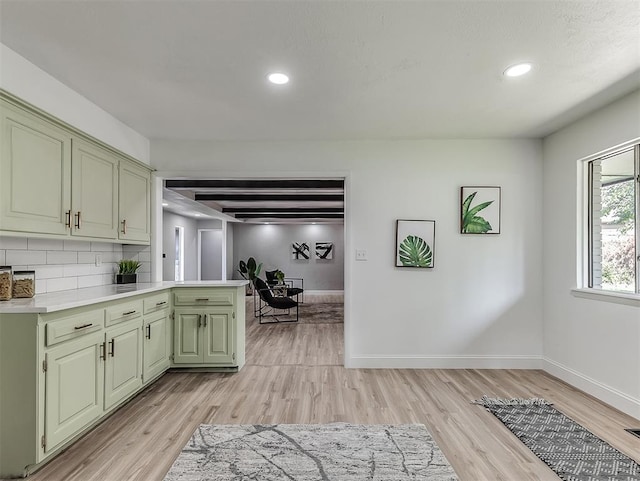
<box><xmin>274</xmin><ymin>269</ymin><xmax>285</xmax><ymax>285</ymax></box>
<box><xmin>238</xmin><ymin>257</ymin><xmax>262</xmax><ymax>294</ymax></box>
<box><xmin>116</xmin><ymin>259</ymin><xmax>141</xmax><ymax>284</ymax></box>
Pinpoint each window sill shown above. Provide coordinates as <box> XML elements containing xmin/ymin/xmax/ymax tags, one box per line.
<box><xmin>571</xmin><ymin>288</ymin><xmax>640</xmax><ymax>307</ymax></box>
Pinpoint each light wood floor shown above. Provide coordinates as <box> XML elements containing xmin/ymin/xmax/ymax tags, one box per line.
<box><xmin>26</xmin><ymin>304</ymin><xmax>640</xmax><ymax>481</ymax></box>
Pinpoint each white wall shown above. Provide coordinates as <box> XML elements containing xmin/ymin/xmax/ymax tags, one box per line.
<box><xmin>542</xmin><ymin>89</ymin><xmax>640</xmax><ymax>419</ymax></box>
<box><xmin>233</xmin><ymin>223</ymin><xmax>344</xmax><ymax>290</ymax></box>
<box><xmin>0</xmin><ymin>44</ymin><xmax>149</xmax><ymax>164</ymax></box>
<box><xmin>162</xmin><ymin>211</ymin><xmax>198</xmax><ymax>281</ymax></box>
<box><xmin>153</xmin><ymin>138</ymin><xmax>543</xmax><ymax>369</ymax></box>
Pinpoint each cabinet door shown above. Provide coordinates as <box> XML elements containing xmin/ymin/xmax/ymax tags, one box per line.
<box><xmin>118</xmin><ymin>159</ymin><xmax>150</xmax><ymax>243</ymax></box>
<box><xmin>203</xmin><ymin>309</ymin><xmax>235</xmax><ymax>365</ymax></box>
<box><xmin>71</xmin><ymin>138</ymin><xmax>118</xmax><ymax>239</ymax></box>
<box><xmin>44</xmin><ymin>331</ymin><xmax>104</xmax><ymax>453</ymax></box>
<box><xmin>1</xmin><ymin>100</ymin><xmax>71</xmax><ymax>235</ymax></box>
<box><xmin>143</xmin><ymin>311</ymin><xmax>170</xmax><ymax>383</ymax></box>
<box><xmin>104</xmin><ymin>320</ymin><xmax>143</xmax><ymax>410</ymax></box>
<box><xmin>173</xmin><ymin>310</ymin><xmax>203</xmax><ymax>364</ymax></box>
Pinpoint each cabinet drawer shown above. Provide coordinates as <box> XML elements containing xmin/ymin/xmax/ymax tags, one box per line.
<box><xmin>105</xmin><ymin>299</ymin><xmax>143</xmax><ymax>327</ymax></box>
<box><xmin>174</xmin><ymin>289</ymin><xmax>235</xmax><ymax>306</ymax></box>
<box><xmin>46</xmin><ymin>309</ymin><xmax>104</xmax><ymax>346</ymax></box>
<box><xmin>143</xmin><ymin>292</ymin><xmax>170</xmax><ymax>314</ymax></box>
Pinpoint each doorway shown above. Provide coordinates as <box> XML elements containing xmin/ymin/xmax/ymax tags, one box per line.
<box><xmin>198</xmin><ymin>225</ymin><xmax>226</xmax><ymax>281</ymax></box>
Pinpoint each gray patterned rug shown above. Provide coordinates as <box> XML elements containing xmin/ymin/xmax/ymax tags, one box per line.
<box><xmin>474</xmin><ymin>396</ymin><xmax>640</xmax><ymax>481</ymax></box>
<box><xmin>164</xmin><ymin>423</ymin><xmax>458</xmax><ymax>480</ymax></box>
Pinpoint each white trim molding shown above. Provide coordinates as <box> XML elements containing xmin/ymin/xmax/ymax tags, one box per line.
<box><xmin>571</xmin><ymin>288</ymin><xmax>640</xmax><ymax>307</ymax></box>
<box><xmin>348</xmin><ymin>355</ymin><xmax>542</xmax><ymax>370</ymax></box>
<box><xmin>543</xmin><ymin>357</ymin><xmax>640</xmax><ymax>421</ymax></box>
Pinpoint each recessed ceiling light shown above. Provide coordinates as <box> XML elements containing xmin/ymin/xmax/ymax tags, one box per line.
<box><xmin>504</xmin><ymin>63</ymin><xmax>532</xmax><ymax>77</ymax></box>
<box><xmin>268</xmin><ymin>72</ymin><xmax>289</xmax><ymax>85</ymax></box>
<box><xmin>162</xmin><ymin>202</ymin><xmax>168</xmax><ymax>207</ymax></box>
<box><xmin>194</xmin><ymin>213</ymin><xmax>201</xmax><ymax>217</ymax></box>
<box><xmin>264</xmin><ymin>222</ymin><xmax>270</xmax><ymax>225</ymax></box>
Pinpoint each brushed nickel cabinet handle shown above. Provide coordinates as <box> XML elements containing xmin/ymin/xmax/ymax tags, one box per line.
<box><xmin>65</xmin><ymin>210</ymin><xmax>71</xmax><ymax>228</ymax></box>
<box><xmin>74</xmin><ymin>211</ymin><xmax>81</xmax><ymax>229</ymax></box>
<box><xmin>74</xmin><ymin>323</ymin><xmax>93</xmax><ymax>330</ymax></box>
<box><xmin>121</xmin><ymin>219</ymin><xmax>127</xmax><ymax>234</ymax></box>
<box><xmin>100</xmin><ymin>342</ymin><xmax>106</xmax><ymax>360</ymax></box>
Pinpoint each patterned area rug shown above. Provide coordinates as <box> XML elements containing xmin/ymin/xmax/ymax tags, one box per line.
<box><xmin>473</xmin><ymin>396</ymin><xmax>640</xmax><ymax>481</ymax></box>
<box><xmin>164</xmin><ymin>423</ymin><xmax>458</xmax><ymax>480</ymax></box>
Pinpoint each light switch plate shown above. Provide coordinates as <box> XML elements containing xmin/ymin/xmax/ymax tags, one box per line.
<box><xmin>356</xmin><ymin>249</ymin><xmax>368</xmax><ymax>261</ymax></box>
<box><xmin>95</xmin><ymin>254</ymin><xmax>102</xmax><ymax>266</ymax></box>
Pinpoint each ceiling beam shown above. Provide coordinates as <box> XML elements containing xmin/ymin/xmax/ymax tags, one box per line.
<box><xmin>166</xmin><ymin>179</ymin><xmax>344</xmax><ymax>189</ymax></box>
<box><xmin>234</xmin><ymin>213</ymin><xmax>344</xmax><ymax>219</ymax></box>
<box><xmin>222</xmin><ymin>207</ymin><xmax>344</xmax><ymax>213</ymax></box>
<box><xmin>195</xmin><ymin>194</ymin><xmax>344</xmax><ymax>202</ymax></box>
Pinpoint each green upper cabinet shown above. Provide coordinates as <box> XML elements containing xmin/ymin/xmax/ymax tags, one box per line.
<box><xmin>0</xmin><ymin>93</ymin><xmax>152</xmax><ymax>244</ymax></box>
<box><xmin>71</xmin><ymin>138</ymin><xmax>119</xmax><ymax>239</ymax></box>
<box><xmin>0</xmin><ymin>99</ymin><xmax>72</xmax><ymax>235</ymax></box>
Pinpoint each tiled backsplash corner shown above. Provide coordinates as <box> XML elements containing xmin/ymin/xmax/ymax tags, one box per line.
<box><xmin>0</xmin><ymin>236</ymin><xmax>131</xmax><ymax>294</ymax></box>
<box><xmin>122</xmin><ymin>245</ymin><xmax>152</xmax><ymax>283</ymax></box>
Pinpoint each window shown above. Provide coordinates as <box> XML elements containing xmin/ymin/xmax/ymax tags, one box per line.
<box><xmin>587</xmin><ymin>143</ymin><xmax>639</xmax><ymax>293</ymax></box>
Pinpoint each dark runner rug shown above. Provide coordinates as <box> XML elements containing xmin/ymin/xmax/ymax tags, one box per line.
<box><xmin>473</xmin><ymin>396</ymin><xmax>640</xmax><ymax>481</ymax></box>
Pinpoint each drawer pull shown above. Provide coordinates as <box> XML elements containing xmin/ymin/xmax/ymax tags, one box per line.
<box><xmin>155</xmin><ymin>301</ymin><xmax>167</xmax><ymax>306</ymax></box>
<box><xmin>195</xmin><ymin>298</ymin><xmax>209</xmax><ymax>301</ymax></box>
<box><xmin>123</xmin><ymin>310</ymin><xmax>137</xmax><ymax>316</ymax></box>
<box><xmin>74</xmin><ymin>323</ymin><xmax>93</xmax><ymax>330</ymax></box>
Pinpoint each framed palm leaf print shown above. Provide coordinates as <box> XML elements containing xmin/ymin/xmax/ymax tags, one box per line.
<box><xmin>396</xmin><ymin>220</ymin><xmax>435</xmax><ymax>268</ymax></box>
<box><xmin>460</xmin><ymin>186</ymin><xmax>501</xmax><ymax>234</ymax></box>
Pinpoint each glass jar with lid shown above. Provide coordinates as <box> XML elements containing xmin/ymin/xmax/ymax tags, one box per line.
<box><xmin>12</xmin><ymin>270</ymin><xmax>35</xmax><ymax>298</ymax></box>
<box><xmin>0</xmin><ymin>266</ymin><xmax>12</xmax><ymax>300</ymax></box>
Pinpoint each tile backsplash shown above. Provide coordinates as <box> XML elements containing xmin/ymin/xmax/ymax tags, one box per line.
<box><xmin>0</xmin><ymin>237</ymin><xmax>151</xmax><ymax>294</ymax></box>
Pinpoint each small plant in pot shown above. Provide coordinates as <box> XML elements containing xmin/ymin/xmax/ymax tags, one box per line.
<box><xmin>116</xmin><ymin>260</ymin><xmax>141</xmax><ymax>284</ymax></box>
<box><xmin>238</xmin><ymin>257</ymin><xmax>262</xmax><ymax>295</ymax></box>
<box><xmin>274</xmin><ymin>270</ymin><xmax>285</xmax><ymax>285</ymax></box>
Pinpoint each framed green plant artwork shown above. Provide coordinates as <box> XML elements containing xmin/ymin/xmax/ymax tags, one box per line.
<box><xmin>395</xmin><ymin>220</ymin><xmax>435</xmax><ymax>268</ymax></box>
<box><xmin>460</xmin><ymin>186</ymin><xmax>501</xmax><ymax>234</ymax></box>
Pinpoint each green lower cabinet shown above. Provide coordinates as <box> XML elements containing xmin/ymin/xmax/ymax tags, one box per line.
<box><xmin>143</xmin><ymin>310</ymin><xmax>171</xmax><ymax>383</ymax></box>
<box><xmin>44</xmin><ymin>331</ymin><xmax>104</xmax><ymax>453</ymax></box>
<box><xmin>104</xmin><ymin>320</ymin><xmax>143</xmax><ymax>410</ymax></box>
<box><xmin>173</xmin><ymin>308</ymin><xmax>235</xmax><ymax>365</ymax></box>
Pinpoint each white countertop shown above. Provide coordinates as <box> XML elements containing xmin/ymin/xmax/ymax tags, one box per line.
<box><xmin>0</xmin><ymin>280</ymin><xmax>249</xmax><ymax>314</ymax></box>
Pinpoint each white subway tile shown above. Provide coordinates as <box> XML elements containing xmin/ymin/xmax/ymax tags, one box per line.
<box><xmin>7</xmin><ymin>250</ymin><xmax>47</xmax><ymax>265</ymax></box>
<box><xmin>27</xmin><ymin>238</ymin><xmax>64</xmax><ymax>251</ymax></box>
<box><xmin>47</xmin><ymin>251</ymin><xmax>78</xmax><ymax>265</ymax></box>
<box><xmin>12</xmin><ymin>265</ymin><xmax>27</xmax><ymax>271</ymax></box>
<box><xmin>138</xmin><ymin>262</ymin><xmax>151</xmax><ymax>273</ymax></box>
<box><xmin>137</xmin><ymin>252</ymin><xmax>151</xmax><ymax>262</ymax></box>
<box><xmin>77</xmin><ymin>275</ymin><xmax>105</xmax><ymax>289</ymax></box>
<box><xmin>101</xmin><ymin>252</ymin><xmax>121</xmax><ymax>263</ymax></box>
<box><xmin>0</xmin><ymin>237</ymin><xmax>28</xmax><ymax>250</ymax></box>
<box><xmin>78</xmin><ymin>252</ymin><xmax>96</xmax><ymax>264</ymax></box>
<box><xmin>137</xmin><ymin>272</ymin><xmax>151</xmax><ymax>283</ymax></box>
<box><xmin>0</xmin><ymin>250</ymin><xmax>5</xmax><ymax>266</ymax></box>
<box><xmin>31</xmin><ymin>265</ymin><xmax>64</xmax><ymax>279</ymax></box>
<box><xmin>64</xmin><ymin>240</ymin><xmax>92</xmax><ymax>251</ymax></box>
<box><xmin>102</xmin><ymin>273</ymin><xmax>115</xmax><ymax>285</ymax></box>
<box><xmin>91</xmin><ymin>242</ymin><xmax>114</xmax><ymax>252</ymax></box>
<box><xmin>46</xmin><ymin>277</ymin><xmax>78</xmax><ymax>292</ymax></box>
<box><xmin>63</xmin><ymin>264</ymin><xmax>95</xmax><ymax>277</ymax></box>
<box><xmin>35</xmin><ymin>279</ymin><xmax>47</xmax><ymax>294</ymax></box>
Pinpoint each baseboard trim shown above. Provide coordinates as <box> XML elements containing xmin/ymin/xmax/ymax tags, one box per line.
<box><xmin>347</xmin><ymin>355</ymin><xmax>542</xmax><ymax>369</ymax></box>
<box><xmin>543</xmin><ymin>357</ymin><xmax>640</xmax><ymax>420</ymax></box>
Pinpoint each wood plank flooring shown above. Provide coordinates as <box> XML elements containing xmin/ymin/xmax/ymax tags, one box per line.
<box><xmin>25</xmin><ymin>302</ymin><xmax>640</xmax><ymax>481</ymax></box>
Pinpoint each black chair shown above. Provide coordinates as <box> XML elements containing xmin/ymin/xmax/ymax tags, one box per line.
<box><xmin>265</xmin><ymin>270</ymin><xmax>304</xmax><ymax>299</ymax></box>
<box><xmin>253</xmin><ymin>277</ymin><xmax>299</xmax><ymax>324</ymax></box>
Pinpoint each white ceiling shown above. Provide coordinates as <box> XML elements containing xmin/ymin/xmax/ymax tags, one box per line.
<box><xmin>1</xmin><ymin>0</ymin><xmax>639</xmax><ymax>141</ymax></box>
